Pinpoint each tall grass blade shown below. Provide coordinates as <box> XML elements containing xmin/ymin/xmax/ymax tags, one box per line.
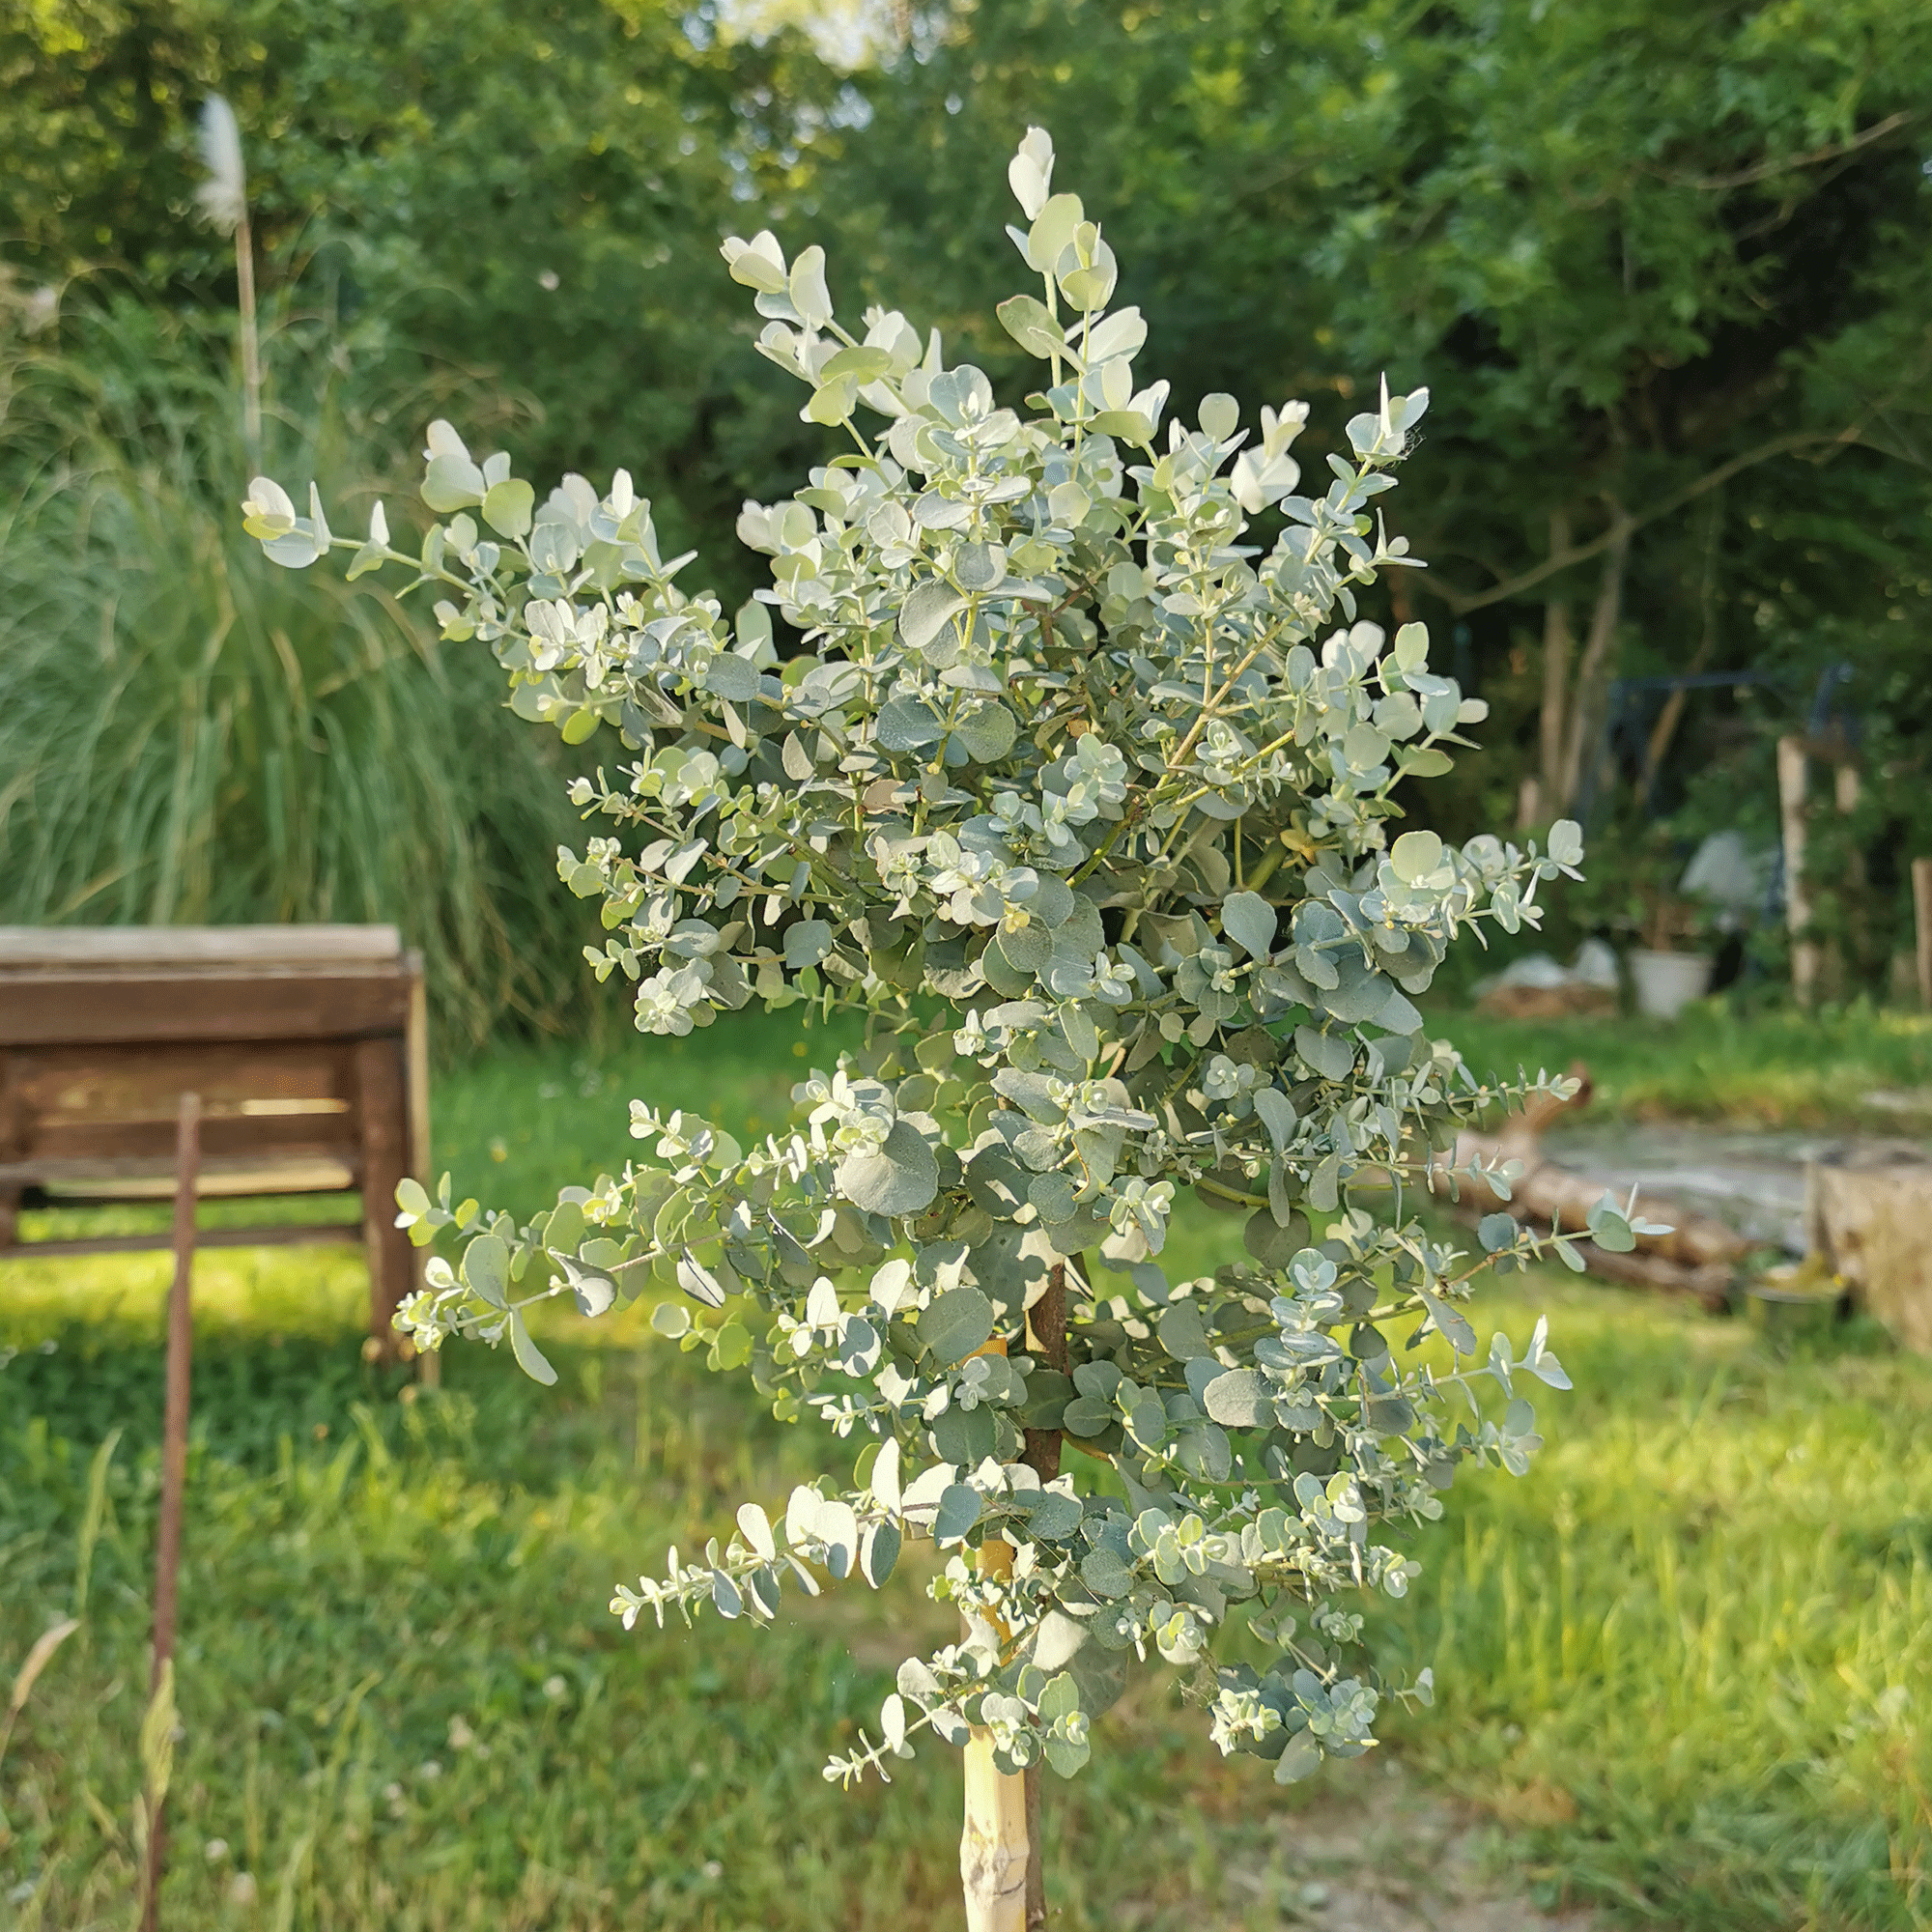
<box><xmin>71</xmin><ymin>1426</ymin><xmax>121</xmax><ymax>1620</ymax></box>
<box><xmin>0</xmin><ymin>296</ymin><xmax>584</xmax><ymax>1044</ymax></box>
<box><xmin>0</xmin><ymin>1617</ymin><xmax>80</xmax><ymax>1774</ymax></box>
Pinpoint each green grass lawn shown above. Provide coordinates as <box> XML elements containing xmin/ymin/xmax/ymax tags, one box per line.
<box><xmin>1438</xmin><ymin>998</ymin><xmax>1932</xmax><ymax>1131</ymax></box>
<box><xmin>3</xmin><ymin>1007</ymin><xmax>1929</xmax><ymax>1930</ymax></box>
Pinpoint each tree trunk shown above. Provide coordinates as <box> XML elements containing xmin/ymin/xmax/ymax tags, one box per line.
<box><xmin>1556</xmin><ymin>517</ymin><xmax>1631</xmax><ymax>812</ymax></box>
<box><xmin>1640</xmin><ymin>493</ymin><xmax>1723</xmax><ymax>807</ymax></box>
<box><xmin>1913</xmin><ymin>857</ymin><xmax>1932</xmax><ymax>1010</ymax></box>
<box><xmin>1832</xmin><ymin>759</ymin><xmax>1866</xmax><ymax>995</ymax></box>
<box><xmin>960</xmin><ymin>1257</ymin><xmax>1066</xmax><ymax>1932</ymax></box>
<box><xmin>1537</xmin><ymin>508</ymin><xmax>1574</xmax><ymax>812</ymax></box>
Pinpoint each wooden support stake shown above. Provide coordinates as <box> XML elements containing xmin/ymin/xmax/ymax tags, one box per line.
<box><xmin>1776</xmin><ymin>736</ymin><xmax>1818</xmax><ymax>1008</ymax></box>
<box><xmin>960</xmin><ymin>1524</ymin><xmax>1029</xmax><ymax>1932</ymax></box>
<box><xmin>960</xmin><ymin>1336</ymin><xmax>1028</xmax><ymax>1932</ymax></box>
<box><xmin>141</xmin><ymin>1092</ymin><xmax>200</xmax><ymax>1932</ymax></box>
<box><xmin>1914</xmin><ymin>858</ymin><xmax>1932</xmax><ymax>1012</ymax></box>
<box><xmin>403</xmin><ymin>953</ymin><xmax>438</xmax><ymax>1387</ymax></box>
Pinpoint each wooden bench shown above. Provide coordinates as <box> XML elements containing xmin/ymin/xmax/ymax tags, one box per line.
<box><xmin>0</xmin><ymin>925</ymin><xmax>428</xmax><ymax>1350</ymax></box>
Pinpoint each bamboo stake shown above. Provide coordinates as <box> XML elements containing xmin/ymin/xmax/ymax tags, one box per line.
<box><xmin>959</xmin><ymin>1330</ymin><xmax>1032</xmax><ymax>1932</ymax></box>
<box><xmin>141</xmin><ymin>1093</ymin><xmax>200</xmax><ymax>1932</ymax></box>
<box><xmin>960</xmin><ymin>1532</ymin><xmax>1029</xmax><ymax>1932</ymax></box>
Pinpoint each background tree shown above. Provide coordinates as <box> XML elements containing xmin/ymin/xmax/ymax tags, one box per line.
<box><xmin>0</xmin><ymin>0</ymin><xmax>843</xmax><ymax>583</ymax></box>
<box><xmin>7</xmin><ymin>0</ymin><xmax>1927</xmax><ymax>993</ymax></box>
<box><xmin>825</xmin><ymin>0</ymin><xmax>1932</xmax><ymax>840</ymax></box>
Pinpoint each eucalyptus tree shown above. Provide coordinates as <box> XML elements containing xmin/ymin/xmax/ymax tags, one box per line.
<box><xmin>242</xmin><ymin>129</ymin><xmax>1620</xmax><ymax>1930</ymax></box>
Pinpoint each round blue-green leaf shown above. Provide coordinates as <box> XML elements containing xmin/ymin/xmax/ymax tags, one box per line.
<box><xmin>1390</xmin><ymin>830</ymin><xmax>1444</xmax><ymax>884</ymax></box>
<box><xmin>861</xmin><ymin>1519</ymin><xmax>902</xmax><ymax>1586</ymax></box>
<box><xmin>783</xmin><ymin>920</ymin><xmax>834</xmax><ymax>969</ymax></box>
<box><xmin>899</xmin><ymin>582</ymin><xmax>967</xmax><ymax>651</ymax></box>
<box><xmin>934</xmin><ymin>1484</ymin><xmax>981</xmax><ymax>1545</ymax></box>
<box><xmin>918</xmin><ymin>1284</ymin><xmax>996</xmax><ymax>1365</ymax></box>
<box><xmin>508</xmin><ymin>1313</ymin><xmax>557</xmax><ymax>1387</ymax></box>
<box><xmin>1220</xmin><ymin>891</ymin><xmax>1276</xmax><ymax>960</ymax></box>
<box><xmin>1061</xmin><ymin>1394</ymin><xmax>1115</xmax><ymax>1437</ymax></box>
<box><xmin>704</xmin><ymin>653</ymin><xmax>761</xmax><ymax>702</ymax></box>
<box><xmin>1202</xmin><ymin>1367</ymin><xmax>1272</xmax><ymax>1428</ymax></box>
<box><xmin>1019</xmin><ymin>1492</ymin><xmax>1083</xmax><ymax>1540</ymax></box>
<box><xmin>1080</xmin><ymin>1548</ymin><xmax>1133</xmax><ymax>1599</ymax></box>
<box><xmin>481</xmin><ymin>478</ymin><xmax>533</xmax><ymax>539</ymax></box>
<box><xmin>838</xmin><ymin>1121</ymin><xmax>940</xmax><ymax>1218</ymax></box>
<box><xmin>1477</xmin><ymin>1212</ymin><xmax>1520</xmax><ymax>1254</ymax></box>
<box><xmin>1273</xmin><ymin>1730</ymin><xmax>1321</xmax><ymax>1783</ymax></box>
<box><xmin>877</xmin><ymin>696</ymin><xmax>946</xmax><ymax>750</ymax></box>
<box><xmin>462</xmin><ymin>1233</ymin><xmax>510</xmax><ymax>1307</ymax></box>
<box><xmin>421</xmin><ymin>453</ymin><xmax>485</xmax><ymax>512</ymax></box>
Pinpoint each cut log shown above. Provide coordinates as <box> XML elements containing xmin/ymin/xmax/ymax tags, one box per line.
<box><xmin>1430</xmin><ymin>1065</ymin><xmax>1747</xmax><ymax>1303</ymax></box>
<box><xmin>1805</xmin><ymin>1145</ymin><xmax>1932</xmax><ymax>1354</ymax></box>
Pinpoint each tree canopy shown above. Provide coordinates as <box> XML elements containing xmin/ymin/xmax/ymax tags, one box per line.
<box><xmin>5</xmin><ymin>0</ymin><xmax>1928</xmax><ymax>973</ymax></box>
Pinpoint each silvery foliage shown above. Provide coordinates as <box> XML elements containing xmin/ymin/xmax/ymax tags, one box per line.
<box><xmin>243</xmin><ymin>128</ymin><xmax>1613</xmax><ymax>1793</ymax></box>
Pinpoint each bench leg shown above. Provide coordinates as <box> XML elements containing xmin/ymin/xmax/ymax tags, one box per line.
<box><xmin>354</xmin><ymin>1038</ymin><xmax>417</xmax><ymax>1361</ymax></box>
<box><xmin>0</xmin><ymin>1051</ymin><xmax>19</xmax><ymax>1248</ymax></box>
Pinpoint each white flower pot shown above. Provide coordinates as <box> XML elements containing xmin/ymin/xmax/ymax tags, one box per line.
<box><xmin>1628</xmin><ymin>948</ymin><xmax>1713</xmax><ymax>1020</ymax></box>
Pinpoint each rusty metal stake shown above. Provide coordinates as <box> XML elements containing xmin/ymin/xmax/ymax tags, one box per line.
<box><xmin>141</xmin><ymin>1092</ymin><xmax>200</xmax><ymax>1932</ymax></box>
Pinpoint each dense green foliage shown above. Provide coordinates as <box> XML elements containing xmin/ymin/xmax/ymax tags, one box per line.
<box><xmin>2</xmin><ymin>1023</ymin><xmax>1928</xmax><ymax>1928</ymax></box>
<box><xmin>828</xmin><ymin>0</ymin><xmax>1932</xmax><ymax>871</ymax></box>
<box><xmin>3</xmin><ymin>0</ymin><xmax>1927</xmax><ymax>995</ymax></box>
<box><xmin>1</xmin><ymin>0</ymin><xmax>838</xmax><ymax>579</ymax></box>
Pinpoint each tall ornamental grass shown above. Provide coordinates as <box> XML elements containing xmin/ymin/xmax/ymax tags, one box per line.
<box><xmin>0</xmin><ymin>295</ymin><xmax>583</xmax><ymax>1044</ymax></box>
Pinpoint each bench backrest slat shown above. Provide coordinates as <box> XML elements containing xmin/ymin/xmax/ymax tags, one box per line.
<box><xmin>0</xmin><ymin>924</ymin><xmax>403</xmax><ymax>969</ymax></box>
<box><xmin>0</xmin><ymin>970</ymin><xmax>415</xmax><ymax>1048</ymax></box>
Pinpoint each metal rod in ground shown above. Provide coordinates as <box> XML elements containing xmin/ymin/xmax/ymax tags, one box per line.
<box><xmin>141</xmin><ymin>1092</ymin><xmax>200</xmax><ymax>1932</ymax></box>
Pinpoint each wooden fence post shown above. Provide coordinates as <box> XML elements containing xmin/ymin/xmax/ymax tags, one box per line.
<box><xmin>1776</xmin><ymin>736</ymin><xmax>1819</xmax><ymax>1008</ymax></box>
